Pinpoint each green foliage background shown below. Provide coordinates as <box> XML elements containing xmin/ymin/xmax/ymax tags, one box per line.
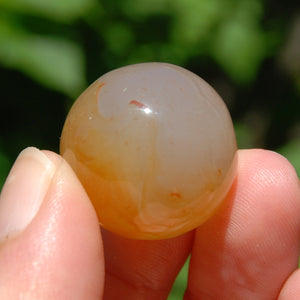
<box><xmin>0</xmin><ymin>0</ymin><xmax>299</xmax><ymax>298</ymax></box>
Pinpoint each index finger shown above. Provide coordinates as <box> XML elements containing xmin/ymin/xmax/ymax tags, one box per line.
<box><xmin>101</xmin><ymin>228</ymin><xmax>194</xmax><ymax>299</ymax></box>
<box><xmin>185</xmin><ymin>149</ymin><xmax>300</xmax><ymax>299</ymax></box>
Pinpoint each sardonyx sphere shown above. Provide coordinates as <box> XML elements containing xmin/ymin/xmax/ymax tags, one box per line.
<box><xmin>60</xmin><ymin>62</ymin><xmax>237</xmax><ymax>239</ymax></box>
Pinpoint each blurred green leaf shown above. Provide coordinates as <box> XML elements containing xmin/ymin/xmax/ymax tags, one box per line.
<box><xmin>0</xmin><ymin>0</ymin><xmax>96</xmax><ymax>22</ymax></box>
<box><xmin>211</xmin><ymin>0</ymin><xmax>268</xmax><ymax>83</ymax></box>
<box><xmin>171</xmin><ymin>0</ymin><xmax>223</xmax><ymax>45</ymax></box>
<box><xmin>278</xmin><ymin>139</ymin><xmax>300</xmax><ymax>178</ymax></box>
<box><xmin>0</xmin><ymin>17</ymin><xmax>86</xmax><ymax>97</ymax></box>
<box><xmin>0</xmin><ymin>149</ymin><xmax>11</xmax><ymax>191</ymax></box>
<box><xmin>234</xmin><ymin>122</ymin><xmax>256</xmax><ymax>149</ymax></box>
<box><xmin>168</xmin><ymin>257</ymin><xmax>189</xmax><ymax>299</ymax></box>
<box><xmin>103</xmin><ymin>22</ymin><xmax>134</xmax><ymax>56</ymax></box>
<box><xmin>119</xmin><ymin>0</ymin><xmax>170</xmax><ymax>17</ymax></box>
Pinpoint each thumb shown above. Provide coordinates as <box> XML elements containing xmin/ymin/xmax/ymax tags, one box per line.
<box><xmin>0</xmin><ymin>147</ymin><xmax>104</xmax><ymax>299</ymax></box>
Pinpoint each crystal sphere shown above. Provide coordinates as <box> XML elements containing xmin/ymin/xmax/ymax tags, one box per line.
<box><xmin>60</xmin><ymin>63</ymin><xmax>237</xmax><ymax>239</ymax></box>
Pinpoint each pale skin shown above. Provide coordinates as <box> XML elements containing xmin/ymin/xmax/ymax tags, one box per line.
<box><xmin>0</xmin><ymin>148</ymin><xmax>299</xmax><ymax>299</ymax></box>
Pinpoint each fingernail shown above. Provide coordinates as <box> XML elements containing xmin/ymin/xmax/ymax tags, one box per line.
<box><xmin>0</xmin><ymin>147</ymin><xmax>56</xmax><ymax>242</ymax></box>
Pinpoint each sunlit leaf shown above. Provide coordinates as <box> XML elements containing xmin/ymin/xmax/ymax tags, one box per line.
<box><xmin>212</xmin><ymin>19</ymin><xmax>267</xmax><ymax>83</ymax></box>
<box><xmin>171</xmin><ymin>0</ymin><xmax>223</xmax><ymax>45</ymax></box>
<box><xmin>211</xmin><ymin>0</ymin><xmax>268</xmax><ymax>83</ymax></box>
<box><xmin>0</xmin><ymin>18</ymin><xmax>86</xmax><ymax>97</ymax></box>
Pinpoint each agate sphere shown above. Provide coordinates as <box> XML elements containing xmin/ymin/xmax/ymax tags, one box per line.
<box><xmin>60</xmin><ymin>63</ymin><xmax>237</xmax><ymax>239</ymax></box>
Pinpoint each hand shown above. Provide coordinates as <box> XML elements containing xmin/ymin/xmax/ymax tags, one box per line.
<box><xmin>0</xmin><ymin>147</ymin><xmax>299</xmax><ymax>299</ymax></box>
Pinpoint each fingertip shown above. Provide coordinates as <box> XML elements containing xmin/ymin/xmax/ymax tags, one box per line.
<box><xmin>0</xmin><ymin>147</ymin><xmax>57</xmax><ymax>242</ymax></box>
<box><xmin>186</xmin><ymin>149</ymin><xmax>300</xmax><ymax>299</ymax></box>
<box><xmin>0</xmin><ymin>148</ymin><xmax>104</xmax><ymax>299</ymax></box>
<box><xmin>238</xmin><ymin>149</ymin><xmax>299</xmax><ymax>187</ymax></box>
<box><xmin>102</xmin><ymin>228</ymin><xmax>194</xmax><ymax>299</ymax></box>
<box><xmin>237</xmin><ymin>149</ymin><xmax>300</xmax><ymax>233</ymax></box>
<box><xmin>279</xmin><ymin>269</ymin><xmax>300</xmax><ymax>300</ymax></box>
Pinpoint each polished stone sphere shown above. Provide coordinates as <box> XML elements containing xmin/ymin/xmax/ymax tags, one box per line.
<box><xmin>60</xmin><ymin>62</ymin><xmax>237</xmax><ymax>239</ymax></box>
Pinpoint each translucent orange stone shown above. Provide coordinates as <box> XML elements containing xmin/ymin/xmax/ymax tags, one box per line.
<box><xmin>60</xmin><ymin>63</ymin><xmax>237</xmax><ymax>239</ymax></box>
